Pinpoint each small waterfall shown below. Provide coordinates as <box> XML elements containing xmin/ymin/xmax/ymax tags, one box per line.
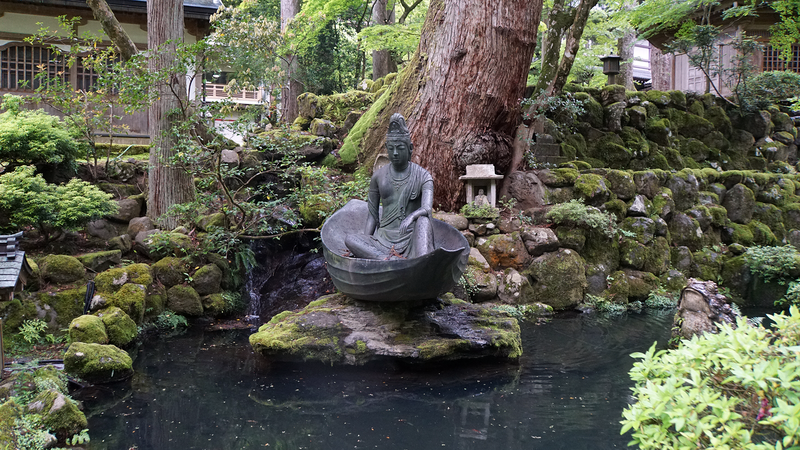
<box><xmin>243</xmin><ymin>234</ymin><xmax>335</xmax><ymax>321</ymax></box>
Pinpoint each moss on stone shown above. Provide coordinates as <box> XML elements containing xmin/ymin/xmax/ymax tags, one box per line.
<box><xmin>32</xmin><ymin>388</ymin><xmax>88</xmax><ymax>438</ymax></box>
<box><xmin>339</xmin><ymin>73</ymin><xmax>399</xmax><ymax>168</ymax></box>
<box><xmin>645</xmin><ymin>90</ymin><xmax>670</xmax><ymax>107</ymax></box>
<box><xmin>555</xmin><ymin>227</ymin><xmax>586</xmax><ymax>252</ymax></box>
<box><xmin>107</xmin><ymin>283</ymin><xmax>146</xmax><ymax>324</ymax></box>
<box><xmin>94</xmin><ymin>263</ymin><xmax>152</xmax><ymax>293</ymax></box>
<box><xmin>96</xmin><ymin>306</ymin><xmax>137</xmax><ymax>347</ymax></box>
<box><xmin>250</xmin><ymin>311</ymin><xmax>345</xmax><ymax>364</ymax></box>
<box><xmin>749</xmin><ymin>220</ymin><xmax>778</xmax><ymax>246</ymax></box>
<box><xmin>574</xmin><ymin>173</ymin><xmax>611</xmax><ymax>204</ymax></box>
<box><xmin>40</xmin><ymin>255</ymin><xmax>85</xmax><ymax>285</ymax></box>
<box><xmin>166</xmin><ymin>285</ymin><xmax>203</xmax><ymax>316</ymax></box>
<box><xmin>191</xmin><ymin>264</ymin><xmax>223</xmax><ymax>296</ymax></box>
<box><xmin>708</xmin><ymin>205</ymin><xmax>729</xmax><ymax>227</ymax></box>
<box><xmin>727</xmin><ymin>222</ymin><xmax>755</xmax><ymax>246</ymax></box>
<box><xmin>38</xmin><ymin>287</ymin><xmax>86</xmax><ymax>327</ymax></box>
<box><xmin>0</xmin><ymin>298</ymin><xmax>37</xmax><ymax>331</ymax></box>
<box><xmin>152</xmin><ymin>257</ymin><xmax>187</xmax><ymax>288</ymax></box>
<box><xmin>692</xmin><ymin>248</ymin><xmax>725</xmax><ymax>281</ymax></box>
<box><xmin>563</xmin><ymin>133</ymin><xmax>588</xmax><ymax>157</ymax></box>
<box><xmin>603</xmin><ymin>198</ymin><xmax>628</xmax><ymax>221</ymax></box>
<box><xmin>620</xmin><ymin>127</ymin><xmax>649</xmax><ymax>156</ymax></box>
<box><xmin>68</xmin><ymin>315</ymin><xmax>108</xmax><ymax>344</ymax></box>
<box><xmin>64</xmin><ymin>342</ymin><xmax>133</xmax><ymax>383</ymax></box>
<box><xmin>201</xmin><ymin>293</ymin><xmax>226</xmax><ymax>317</ymax></box>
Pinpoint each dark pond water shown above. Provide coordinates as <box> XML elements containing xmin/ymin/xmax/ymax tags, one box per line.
<box><xmin>80</xmin><ymin>310</ymin><xmax>675</xmax><ymax>450</ymax></box>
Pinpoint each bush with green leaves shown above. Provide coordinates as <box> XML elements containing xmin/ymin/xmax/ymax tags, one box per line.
<box><xmin>546</xmin><ymin>199</ymin><xmax>618</xmax><ymax>238</ymax></box>
<box><xmin>0</xmin><ymin>94</ymin><xmax>79</xmax><ymax>167</ymax></box>
<box><xmin>0</xmin><ymin>165</ymin><xmax>117</xmax><ymax>240</ymax></box>
<box><xmin>743</xmin><ymin>245</ymin><xmax>800</xmax><ymax>284</ymax></box>
<box><xmin>622</xmin><ymin>306</ymin><xmax>800</xmax><ymax>449</ymax></box>
<box><xmin>740</xmin><ymin>71</ymin><xmax>800</xmax><ymax>111</ymax></box>
<box><xmin>459</xmin><ymin>202</ymin><xmax>500</xmax><ymax>219</ymax></box>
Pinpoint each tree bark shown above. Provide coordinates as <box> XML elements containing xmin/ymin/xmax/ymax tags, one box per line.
<box><xmin>353</xmin><ymin>0</ymin><xmax>542</xmax><ymax>211</ymax></box>
<box><xmin>371</xmin><ymin>0</ymin><xmax>397</xmax><ymax>80</ymax></box>
<box><xmin>650</xmin><ymin>45</ymin><xmax>671</xmax><ymax>91</ymax></box>
<box><xmin>616</xmin><ymin>0</ymin><xmax>636</xmax><ymax>90</ymax></box>
<box><xmin>280</xmin><ymin>0</ymin><xmax>302</xmax><ymax>124</ymax></box>
<box><xmin>86</xmin><ymin>0</ymin><xmax>139</xmax><ymax>61</ymax></box>
<box><xmin>147</xmin><ymin>0</ymin><xmax>195</xmax><ymax>228</ymax></box>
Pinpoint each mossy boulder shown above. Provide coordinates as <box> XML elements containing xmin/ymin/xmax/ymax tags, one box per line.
<box><xmin>620</xmin><ymin>239</ymin><xmax>648</xmax><ymax>270</ymax></box>
<box><xmin>668</xmin><ymin>213</ymin><xmax>703</xmax><ymax>251</ymax></box>
<box><xmin>606</xmin><ymin>269</ymin><xmax>659</xmax><ymax>303</ymax></box>
<box><xmin>692</xmin><ymin>248</ymin><xmax>725</xmax><ymax>281</ymax></box>
<box><xmin>722</xmin><ymin>183</ymin><xmax>756</xmax><ymax>224</ymax></box>
<box><xmin>152</xmin><ymin>257</ymin><xmax>187</xmax><ymax>288</ymax></box>
<box><xmin>96</xmin><ymin>306</ymin><xmax>137</xmax><ymax>347</ymax></box>
<box><xmin>76</xmin><ymin>250</ymin><xmax>122</xmax><ymax>273</ymax></box>
<box><xmin>589</xmin><ymin>135</ymin><xmax>632</xmax><ymax>169</ymax></box>
<box><xmin>604</xmin><ymin>170</ymin><xmax>636</xmax><ymax>200</ymax></box>
<box><xmin>68</xmin><ymin>315</ymin><xmax>108</xmax><ymax>344</ymax></box>
<box><xmin>575</xmin><ymin>92</ymin><xmax>603</xmax><ymax>128</ymax></box>
<box><xmin>645</xmin><ymin>118</ymin><xmax>671</xmax><ymax>146</ymax></box>
<box><xmin>299</xmin><ymin>193</ymin><xmax>334</xmax><ymax>227</ymax></box>
<box><xmin>104</xmin><ymin>283</ymin><xmax>146</xmax><ymax>324</ymax></box>
<box><xmin>249</xmin><ymin>293</ymin><xmax>522</xmax><ymax>365</ymax></box>
<box><xmin>642</xmin><ymin>236</ymin><xmax>671</xmax><ymax>275</ymax></box>
<box><xmin>191</xmin><ymin>264</ymin><xmax>223</xmax><ymax>296</ymax></box>
<box><xmin>749</xmin><ymin>220</ymin><xmax>778</xmax><ymax>246</ymax></box>
<box><xmin>462</xmin><ymin>265</ymin><xmax>498</xmax><ymax>302</ymax></box>
<box><xmin>94</xmin><ymin>263</ymin><xmax>152</xmax><ymax>293</ymax></box>
<box><xmin>722</xmin><ymin>222</ymin><xmax>755</xmax><ymax>246</ymax></box>
<box><xmin>195</xmin><ymin>213</ymin><xmax>227</xmax><ymax>232</ymax></box>
<box><xmin>37</xmin><ymin>287</ymin><xmax>86</xmax><ymax>328</ymax></box>
<box><xmin>537</xmin><ymin>168</ymin><xmax>579</xmax><ymax>187</ymax></box>
<box><xmin>521</xmin><ymin>248</ymin><xmax>587</xmax><ymax>309</ymax></box>
<box><xmin>201</xmin><ymin>293</ymin><xmax>226</xmax><ymax>317</ymax></box>
<box><xmin>166</xmin><ymin>285</ymin><xmax>203</xmax><ymax>316</ymax></box>
<box><xmin>705</xmin><ymin>105</ymin><xmax>733</xmax><ymax>136</ymax></box>
<box><xmin>64</xmin><ymin>342</ymin><xmax>133</xmax><ymax>383</ymax></box>
<box><xmin>554</xmin><ymin>227</ymin><xmax>586</xmax><ymax>252</ymax></box>
<box><xmin>28</xmin><ymin>388</ymin><xmax>87</xmax><ymax>439</ymax></box>
<box><xmin>40</xmin><ymin>255</ymin><xmax>85</xmax><ymax>285</ymax></box>
<box><xmin>574</xmin><ymin>173</ymin><xmax>611</xmax><ymax>205</ymax></box>
<box><xmin>666</xmin><ymin>172</ymin><xmax>700</xmax><ymax>211</ymax></box>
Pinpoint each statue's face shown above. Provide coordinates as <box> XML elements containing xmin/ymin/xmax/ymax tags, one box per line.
<box><xmin>386</xmin><ymin>139</ymin><xmax>412</xmax><ymax>169</ymax></box>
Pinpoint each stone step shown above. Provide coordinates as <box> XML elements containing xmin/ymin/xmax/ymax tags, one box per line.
<box><xmin>536</xmin><ymin>156</ymin><xmax>569</xmax><ymax>165</ymax></box>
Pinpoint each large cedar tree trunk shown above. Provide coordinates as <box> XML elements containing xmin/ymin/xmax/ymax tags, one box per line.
<box><xmin>147</xmin><ymin>0</ymin><xmax>196</xmax><ymax>228</ymax></box>
<box><xmin>281</xmin><ymin>0</ymin><xmax>303</xmax><ymax>123</ymax></box>
<box><xmin>372</xmin><ymin>0</ymin><xmax>397</xmax><ymax>80</ymax></box>
<box><xmin>355</xmin><ymin>0</ymin><xmax>542</xmax><ymax>211</ymax></box>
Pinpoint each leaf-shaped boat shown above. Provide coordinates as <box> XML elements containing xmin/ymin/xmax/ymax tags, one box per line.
<box><xmin>321</xmin><ymin>199</ymin><xmax>469</xmax><ymax>302</ymax></box>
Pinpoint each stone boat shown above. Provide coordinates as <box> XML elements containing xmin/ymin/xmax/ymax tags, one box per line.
<box><xmin>321</xmin><ymin>199</ymin><xmax>469</xmax><ymax>302</ymax></box>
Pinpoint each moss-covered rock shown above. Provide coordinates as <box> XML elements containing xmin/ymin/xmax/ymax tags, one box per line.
<box><xmin>64</xmin><ymin>342</ymin><xmax>133</xmax><ymax>383</ymax></box>
<box><xmin>191</xmin><ymin>264</ymin><xmax>223</xmax><ymax>296</ymax></box>
<box><xmin>575</xmin><ymin>92</ymin><xmax>604</xmax><ymax>128</ymax></box>
<box><xmin>722</xmin><ymin>222</ymin><xmax>755</xmax><ymax>246</ymax></box>
<box><xmin>475</xmin><ymin>233</ymin><xmax>530</xmax><ymax>271</ymax></box>
<box><xmin>105</xmin><ymin>283</ymin><xmax>146</xmax><ymax>324</ymax></box>
<box><xmin>705</xmin><ymin>105</ymin><xmax>733</xmax><ymax>136</ymax></box>
<box><xmin>68</xmin><ymin>315</ymin><xmax>108</xmax><ymax>344</ymax></box>
<box><xmin>249</xmin><ymin>293</ymin><xmax>521</xmax><ymax>365</ymax></box>
<box><xmin>554</xmin><ymin>227</ymin><xmax>586</xmax><ymax>252</ymax></box>
<box><xmin>749</xmin><ymin>220</ymin><xmax>778</xmax><ymax>246</ymax></box>
<box><xmin>299</xmin><ymin>193</ymin><xmax>334</xmax><ymax>228</ymax></box>
<box><xmin>76</xmin><ymin>250</ymin><xmax>122</xmax><ymax>273</ymax></box>
<box><xmin>606</xmin><ymin>269</ymin><xmax>659</xmax><ymax>303</ymax></box>
<box><xmin>201</xmin><ymin>293</ymin><xmax>226</xmax><ymax>317</ymax></box>
<box><xmin>604</xmin><ymin>170</ymin><xmax>636</xmax><ymax>200</ymax></box>
<box><xmin>195</xmin><ymin>213</ymin><xmax>227</xmax><ymax>232</ymax></box>
<box><xmin>692</xmin><ymin>248</ymin><xmax>725</xmax><ymax>281</ymax></box>
<box><xmin>37</xmin><ymin>287</ymin><xmax>86</xmax><ymax>328</ymax></box>
<box><xmin>574</xmin><ymin>173</ymin><xmax>611</xmax><ymax>205</ymax></box>
<box><xmin>642</xmin><ymin>236</ymin><xmax>671</xmax><ymax>275</ymax></box>
<box><xmin>94</xmin><ymin>263</ymin><xmax>152</xmax><ymax>293</ymax></box>
<box><xmin>537</xmin><ymin>168</ymin><xmax>579</xmax><ymax>187</ymax></box>
<box><xmin>28</xmin><ymin>388</ymin><xmax>87</xmax><ymax>438</ymax></box>
<box><xmin>96</xmin><ymin>306</ymin><xmax>137</xmax><ymax>347</ymax></box>
<box><xmin>152</xmin><ymin>257</ymin><xmax>187</xmax><ymax>288</ymax></box>
<box><xmin>753</xmin><ymin>202</ymin><xmax>786</xmax><ymax>242</ymax></box>
<box><xmin>722</xmin><ymin>183</ymin><xmax>756</xmax><ymax>224</ymax></box>
<box><xmin>40</xmin><ymin>255</ymin><xmax>85</xmax><ymax>285</ymax></box>
<box><xmin>521</xmin><ymin>248</ymin><xmax>587</xmax><ymax>309</ymax></box>
<box><xmin>645</xmin><ymin>118</ymin><xmax>671</xmax><ymax>146</ymax></box>
<box><xmin>668</xmin><ymin>212</ymin><xmax>703</xmax><ymax>251</ymax></box>
<box><xmin>589</xmin><ymin>134</ymin><xmax>632</xmax><ymax>169</ymax></box>
<box><xmin>166</xmin><ymin>285</ymin><xmax>203</xmax><ymax>316</ymax></box>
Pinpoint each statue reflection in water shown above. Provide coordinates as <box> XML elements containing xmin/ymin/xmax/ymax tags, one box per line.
<box><xmin>345</xmin><ymin>113</ymin><xmax>434</xmax><ymax>260</ymax></box>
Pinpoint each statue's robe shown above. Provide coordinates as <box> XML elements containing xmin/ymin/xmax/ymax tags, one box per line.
<box><xmin>364</xmin><ymin>162</ymin><xmax>433</xmax><ymax>258</ymax></box>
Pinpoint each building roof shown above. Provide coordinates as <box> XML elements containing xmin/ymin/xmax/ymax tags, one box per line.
<box><xmin>7</xmin><ymin>0</ymin><xmax>222</xmax><ymax>20</ymax></box>
<box><xmin>0</xmin><ymin>232</ymin><xmax>30</xmax><ymax>291</ymax></box>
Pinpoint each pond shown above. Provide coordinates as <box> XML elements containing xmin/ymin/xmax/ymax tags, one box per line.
<box><xmin>80</xmin><ymin>310</ymin><xmax>675</xmax><ymax>450</ymax></box>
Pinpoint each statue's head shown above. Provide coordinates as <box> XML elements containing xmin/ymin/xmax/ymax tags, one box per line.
<box><xmin>386</xmin><ymin>113</ymin><xmax>413</xmax><ymax>168</ymax></box>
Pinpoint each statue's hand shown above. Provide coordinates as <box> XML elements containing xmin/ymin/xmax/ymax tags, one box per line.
<box><xmin>399</xmin><ymin>215</ymin><xmax>415</xmax><ymax>234</ymax></box>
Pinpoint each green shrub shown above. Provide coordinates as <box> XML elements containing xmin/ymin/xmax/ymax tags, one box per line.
<box><xmin>0</xmin><ymin>94</ymin><xmax>79</xmax><ymax>166</ymax></box>
<box><xmin>459</xmin><ymin>202</ymin><xmax>500</xmax><ymax>219</ymax></box>
<box><xmin>622</xmin><ymin>306</ymin><xmax>800</xmax><ymax>449</ymax></box>
<box><xmin>154</xmin><ymin>310</ymin><xmax>188</xmax><ymax>331</ymax></box>
<box><xmin>0</xmin><ymin>165</ymin><xmax>117</xmax><ymax>239</ymax></box>
<box><xmin>740</xmin><ymin>71</ymin><xmax>800</xmax><ymax>111</ymax></box>
<box><xmin>742</xmin><ymin>245</ymin><xmax>800</xmax><ymax>284</ymax></box>
<box><xmin>546</xmin><ymin>199</ymin><xmax>618</xmax><ymax>238</ymax></box>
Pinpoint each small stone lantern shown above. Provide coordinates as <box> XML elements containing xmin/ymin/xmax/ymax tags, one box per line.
<box><xmin>600</xmin><ymin>54</ymin><xmax>622</xmax><ymax>85</ymax></box>
<box><xmin>459</xmin><ymin>164</ymin><xmax>503</xmax><ymax>207</ymax></box>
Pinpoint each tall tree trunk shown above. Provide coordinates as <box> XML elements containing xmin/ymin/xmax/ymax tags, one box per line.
<box><xmin>281</xmin><ymin>0</ymin><xmax>302</xmax><ymax>124</ymax></box>
<box><xmin>147</xmin><ymin>0</ymin><xmax>195</xmax><ymax>228</ymax></box>
<box><xmin>351</xmin><ymin>0</ymin><xmax>542</xmax><ymax>211</ymax></box>
<box><xmin>372</xmin><ymin>0</ymin><xmax>397</xmax><ymax>80</ymax></box>
<box><xmin>616</xmin><ymin>0</ymin><xmax>636</xmax><ymax>90</ymax></box>
<box><xmin>650</xmin><ymin>45</ymin><xmax>671</xmax><ymax>91</ymax></box>
<box><xmin>505</xmin><ymin>0</ymin><xmax>597</xmax><ymax>179</ymax></box>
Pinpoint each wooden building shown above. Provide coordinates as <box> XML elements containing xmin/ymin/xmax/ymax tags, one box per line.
<box><xmin>0</xmin><ymin>0</ymin><xmax>221</xmax><ymax>142</ymax></box>
<box><xmin>646</xmin><ymin>0</ymin><xmax>799</xmax><ymax>95</ymax></box>
<box><xmin>0</xmin><ymin>232</ymin><xmax>32</xmax><ymax>302</ymax></box>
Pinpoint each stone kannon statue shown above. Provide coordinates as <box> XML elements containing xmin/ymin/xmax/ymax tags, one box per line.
<box><xmin>345</xmin><ymin>113</ymin><xmax>434</xmax><ymax>260</ymax></box>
